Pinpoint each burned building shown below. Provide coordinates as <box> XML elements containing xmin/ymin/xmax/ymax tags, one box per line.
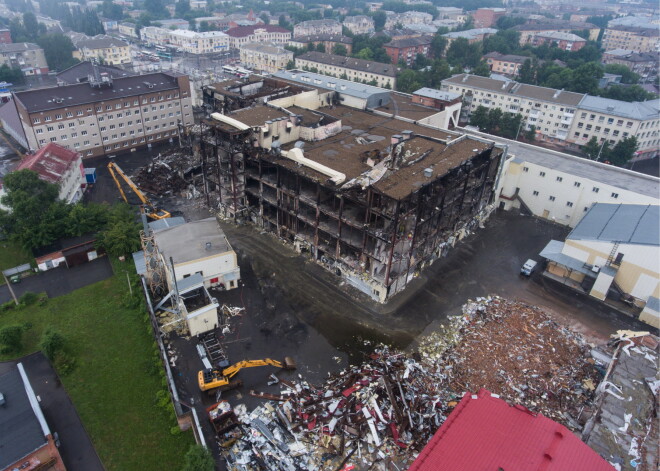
<box><xmin>189</xmin><ymin>104</ymin><xmax>504</xmax><ymax>302</ymax></box>
<box><xmin>201</xmin><ymin>76</ymin><xmax>313</xmax><ymax>115</ymax></box>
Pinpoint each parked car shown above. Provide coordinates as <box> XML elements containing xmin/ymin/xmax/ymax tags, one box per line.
<box><xmin>520</xmin><ymin>259</ymin><xmax>538</xmax><ymax>277</ymax></box>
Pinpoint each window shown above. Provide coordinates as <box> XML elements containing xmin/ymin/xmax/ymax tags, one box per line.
<box><xmin>71</xmin><ymin>132</ymin><xmax>77</xmax><ymax>138</ymax></box>
<box><xmin>66</xmin><ymin>112</ymin><xmax>73</xmax><ymax>118</ymax></box>
<box><xmin>68</xmin><ymin>122</ymin><xmax>75</xmax><ymax>128</ymax></box>
<box><xmin>115</xmin><ymin>104</ymin><xmax>121</xmax><ymax>109</ymax></box>
<box><xmin>58</xmin><ymin>124</ymin><xmax>65</xmax><ymax>130</ymax></box>
<box><xmin>124</xmin><ymin>101</ymin><xmax>130</xmax><ymax>107</ymax></box>
<box><xmin>77</xmin><ymin>110</ymin><xmax>84</xmax><ymax>116</ymax></box>
<box><xmin>106</xmin><ymin>105</ymin><xmax>112</xmax><ymax>110</ymax></box>
<box><xmin>55</xmin><ymin>114</ymin><xmax>62</xmax><ymax>120</ymax></box>
<box><xmin>533</xmin><ymin>191</ymin><xmax>539</xmax><ymax>196</ymax></box>
<box><xmin>549</xmin><ymin>196</ymin><xmax>555</xmax><ymax>201</ymax></box>
<box><xmin>109</xmin><ymin>124</ymin><xmax>116</xmax><ymax>130</ymax></box>
<box><xmin>36</xmin><ymin>128</ymin><xmax>43</xmax><ymax>134</ymax></box>
<box><xmin>566</xmin><ymin>202</ymin><xmax>573</xmax><ymax>207</ymax></box>
<box><xmin>45</xmin><ymin>116</ymin><xmax>52</xmax><ymax>122</ymax></box>
<box><xmin>103</xmin><ymin>136</ymin><xmax>108</xmax><ymax>141</ymax></box>
<box><xmin>39</xmin><ymin>139</ymin><xmax>46</xmax><ymax>144</ymax></box>
<box><xmin>539</xmin><ymin>171</ymin><xmax>546</xmax><ymax>177</ymax></box>
<box><xmin>47</xmin><ymin>126</ymin><xmax>54</xmax><ymax>131</ymax></box>
<box><xmin>574</xmin><ymin>182</ymin><xmax>580</xmax><ymax>187</ymax></box>
<box><xmin>611</xmin><ymin>192</ymin><xmax>619</xmax><ymax>198</ymax></box>
<box><xmin>50</xmin><ymin>137</ymin><xmax>56</xmax><ymax>142</ymax></box>
<box><xmin>556</xmin><ymin>176</ymin><xmax>562</xmax><ymax>182</ymax></box>
<box><xmin>81</xmin><ymin>130</ymin><xmax>87</xmax><ymax>136</ymax></box>
<box><xmin>60</xmin><ymin>135</ymin><xmax>67</xmax><ymax>140</ymax></box>
<box><xmin>98</xmin><ymin>116</ymin><xmax>104</xmax><ymax>122</ymax></box>
<box><xmin>592</xmin><ymin>187</ymin><xmax>599</xmax><ymax>193</ymax></box>
<box><xmin>33</xmin><ymin>118</ymin><xmax>41</xmax><ymax>124</ymax></box>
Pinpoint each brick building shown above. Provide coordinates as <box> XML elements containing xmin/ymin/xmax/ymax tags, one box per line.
<box><xmin>530</xmin><ymin>31</ymin><xmax>587</xmax><ymax>52</ymax></box>
<box><xmin>0</xmin><ymin>43</ymin><xmax>48</xmax><ymax>76</ymax></box>
<box><xmin>471</xmin><ymin>7</ymin><xmax>506</xmax><ymax>28</ymax></box>
<box><xmin>289</xmin><ymin>34</ymin><xmax>353</xmax><ymax>55</ymax></box>
<box><xmin>384</xmin><ymin>36</ymin><xmax>433</xmax><ymax>66</ymax></box>
<box><xmin>0</xmin><ymin>28</ymin><xmax>11</xmax><ymax>44</ymax></box>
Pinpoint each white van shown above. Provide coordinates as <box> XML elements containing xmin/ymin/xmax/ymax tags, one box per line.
<box><xmin>520</xmin><ymin>259</ymin><xmax>538</xmax><ymax>276</ymax></box>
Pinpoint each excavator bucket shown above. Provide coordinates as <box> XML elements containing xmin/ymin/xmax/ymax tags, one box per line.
<box><xmin>283</xmin><ymin>357</ymin><xmax>296</xmax><ymax>370</ymax></box>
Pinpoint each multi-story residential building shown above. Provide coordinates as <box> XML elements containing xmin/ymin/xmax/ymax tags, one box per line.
<box><xmin>225</xmin><ymin>25</ymin><xmax>292</xmax><ymax>49</ymax></box>
<box><xmin>441</xmin><ymin>74</ymin><xmax>584</xmax><ymax>144</ymax></box>
<box><xmin>295</xmin><ymin>51</ymin><xmax>397</xmax><ymax>88</ymax></box>
<box><xmin>343</xmin><ymin>16</ymin><xmax>375</xmax><ymax>35</ymax></box>
<box><xmin>567</xmin><ymin>96</ymin><xmax>660</xmax><ymax>160</ymax></box>
<box><xmin>384</xmin><ymin>35</ymin><xmax>433</xmax><ymax>66</ymax></box>
<box><xmin>140</xmin><ymin>27</ymin><xmax>229</xmax><ymax>54</ymax></box>
<box><xmin>602</xmin><ymin>49</ymin><xmax>659</xmax><ymax>82</ymax></box>
<box><xmin>442</xmin><ymin>28</ymin><xmax>498</xmax><ymax>48</ymax></box>
<box><xmin>118</xmin><ymin>22</ymin><xmax>138</xmax><ymax>38</ymax></box>
<box><xmin>384</xmin><ymin>11</ymin><xmax>433</xmax><ymax>30</ymax></box>
<box><xmin>0</xmin><ymin>43</ymin><xmax>48</xmax><ymax>76</ymax></box>
<box><xmin>602</xmin><ymin>25</ymin><xmax>660</xmax><ymax>54</ymax></box>
<box><xmin>0</xmin><ymin>28</ymin><xmax>11</xmax><ymax>43</ymax></box>
<box><xmin>483</xmin><ymin>52</ymin><xmax>530</xmax><ymax>76</ymax></box>
<box><xmin>472</xmin><ymin>7</ymin><xmax>506</xmax><ymax>28</ymax></box>
<box><xmin>190</xmin><ymin>0</ymin><xmax>207</xmax><ymax>9</ymax></box>
<box><xmin>512</xmin><ymin>21</ymin><xmax>600</xmax><ymax>44</ymax></box>
<box><xmin>239</xmin><ymin>43</ymin><xmax>293</xmax><ymax>73</ymax></box>
<box><xmin>436</xmin><ymin>7</ymin><xmax>466</xmax><ymax>21</ymax></box>
<box><xmin>2</xmin><ymin>71</ymin><xmax>193</xmax><ymax>158</ymax></box>
<box><xmin>293</xmin><ymin>19</ymin><xmax>342</xmax><ymax>38</ymax></box>
<box><xmin>529</xmin><ymin>31</ymin><xmax>586</xmax><ymax>52</ymax></box>
<box><xmin>15</xmin><ymin>142</ymin><xmax>86</xmax><ymax>204</ymax></box>
<box><xmin>289</xmin><ymin>34</ymin><xmax>353</xmax><ymax>55</ymax></box>
<box><xmin>71</xmin><ymin>36</ymin><xmax>132</xmax><ymax>66</ymax></box>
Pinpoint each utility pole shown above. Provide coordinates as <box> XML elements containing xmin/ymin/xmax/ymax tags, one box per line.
<box><xmin>3</xmin><ymin>272</ymin><xmax>18</xmax><ymax>305</ymax></box>
<box><xmin>596</xmin><ymin>138</ymin><xmax>607</xmax><ymax>161</ymax></box>
<box><xmin>515</xmin><ymin>119</ymin><xmax>525</xmax><ymax>141</ymax></box>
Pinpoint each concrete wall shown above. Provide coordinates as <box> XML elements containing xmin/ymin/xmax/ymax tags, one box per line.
<box><xmin>186</xmin><ymin>304</ymin><xmax>219</xmax><ymax>336</ymax></box>
<box><xmin>173</xmin><ymin>251</ymin><xmax>241</xmax><ymax>289</ymax></box>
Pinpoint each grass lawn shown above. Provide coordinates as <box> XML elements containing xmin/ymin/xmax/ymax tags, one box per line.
<box><xmin>0</xmin><ymin>240</ymin><xmax>33</xmax><ymax>284</ymax></box>
<box><xmin>0</xmin><ymin>260</ymin><xmax>194</xmax><ymax>471</ymax></box>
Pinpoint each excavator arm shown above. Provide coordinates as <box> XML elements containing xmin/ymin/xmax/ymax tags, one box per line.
<box><xmin>107</xmin><ymin>162</ymin><xmax>171</xmax><ymax>220</ymax></box>
<box><xmin>198</xmin><ymin>357</ymin><xmax>295</xmax><ymax>392</ymax></box>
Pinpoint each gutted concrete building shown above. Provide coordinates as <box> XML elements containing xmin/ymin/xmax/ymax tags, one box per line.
<box><xmin>189</xmin><ymin>103</ymin><xmax>503</xmax><ymax>302</ymax></box>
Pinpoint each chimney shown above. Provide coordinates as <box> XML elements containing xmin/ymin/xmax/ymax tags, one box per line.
<box><xmin>402</xmin><ymin>130</ymin><xmax>413</xmax><ymax>140</ymax></box>
<box><xmin>423</xmin><ymin>167</ymin><xmax>433</xmax><ymax>178</ymax></box>
<box><xmin>391</xmin><ymin>134</ymin><xmax>403</xmax><ymax>145</ymax></box>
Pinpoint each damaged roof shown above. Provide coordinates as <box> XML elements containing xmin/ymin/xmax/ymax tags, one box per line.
<box><xmin>154</xmin><ymin>217</ymin><xmax>233</xmax><ymax>264</ymax></box>
<box><xmin>410</xmin><ymin>388</ymin><xmax>615</xmax><ymax>471</ymax></box>
<box><xmin>17</xmin><ymin>142</ymin><xmax>80</xmax><ymax>184</ymax></box>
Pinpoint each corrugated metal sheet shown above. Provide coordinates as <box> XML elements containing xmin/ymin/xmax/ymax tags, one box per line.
<box><xmin>569</xmin><ymin>203</ymin><xmax>659</xmax><ymax>246</ymax></box>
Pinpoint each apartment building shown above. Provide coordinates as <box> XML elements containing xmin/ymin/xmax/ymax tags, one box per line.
<box><xmin>225</xmin><ymin>25</ymin><xmax>292</xmax><ymax>49</ymax></box>
<box><xmin>384</xmin><ymin>36</ymin><xmax>433</xmax><ymax>66</ymax></box>
<box><xmin>0</xmin><ymin>28</ymin><xmax>11</xmax><ymax>43</ymax></box>
<box><xmin>5</xmin><ymin>71</ymin><xmax>193</xmax><ymax>157</ymax></box>
<box><xmin>384</xmin><ymin>11</ymin><xmax>433</xmax><ymax>30</ymax></box>
<box><xmin>72</xmin><ymin>36</ymin><xmax>132</xmax><ymax>66</ymax></box>
<box><xmin>289</xmin><ymin>34</ymin><xmax>353</xmax><ymax>55</ymax></box>
<box><xmin>295</xmin><ymin>51</ymin><xmax>397</xmax><ymax>88</ymax></box>
<box><xmin>567</xmin><ymin>96</ymin><xmax>660</xmax><ymax>159</ymax></box>
<box><xmin>441</xmin><ymin>74</ymin><xmax>584</xmax><ymax>143</ymax></box>
<box><xmin>472</xmin><ymin>7</ymin><xmax>506</xmax><ymax>28</ymax></box>
<box><xmin>293</xmin><ymin>19</ymin><xmax>342</xmax><ymax>38</ymax></box>
<box><xmin>512</xmin><ymin>21</ymin><xmax>600</xmax><ymax>44</ymax></box>
<box><xmin>442</xmin><ymin>28</ymin><xmax>498</xmax><ymax>48</ymax></box>
<box><xmin>239</xmin><ymin>43</ymin><xmax>293</xmax><ymax>73</ymax></box>
<box><xmin>343</xmin><ymin>15</ymin><xmax>375</xmax><ymax>35</ymax></box>
<box><xmin>483</xmin><ymin>52</ymin><xmax>529</xmax><ymax>76</ymax></box>
<box><xmin>0</xmin><ymin>43</ymin><xmax>48</xmax><ymax>75</ymax></box>
<box><xmin>141</xmin><ymin>27</ymin><xmax>229</xmax><ymax>54</ymax></box>
<box><xmin>530</xmin><ymin>31</ymin><xmax>586</xmax><ymax>52</ymax></box>
<box><xmin>602</xmin><ymin>49</ymin><xmax>658</xmax><ymax>82</ymax></box>
<box><xmin>602</xmin><ymin>26</ymin><xmax>660</xmax><ymax>54</ymax></box>
<box><xmin>118</xmin><ymin>22</ymin><xmax>138</xmax><ymax>38</ymax></box>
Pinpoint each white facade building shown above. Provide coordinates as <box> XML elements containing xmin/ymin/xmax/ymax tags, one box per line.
<box><xmin>343</xmin><ymin>16</ymin><xmax>375</xmax><ymax>35</ymax></box>
<box><xmin>140</xmin><ymin>27</ymin><xmax>229</xmax><ymax>54</ymax></box>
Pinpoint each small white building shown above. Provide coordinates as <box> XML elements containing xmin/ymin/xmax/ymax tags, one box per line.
<box><xmin>154</xmin><ymin>217</ymin><xmax>241</xmax><ymax>291</ymax></box>
<box><xmin>540</xmin><ymin>203</ymin><xmax>659</xmax><ymax>327</ymax></box>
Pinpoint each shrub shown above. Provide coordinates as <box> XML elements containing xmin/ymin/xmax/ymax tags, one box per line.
<box><xmin>40</xmin><ymin>328</ymin><xmax>65</xmax><ymax>360</ymax></box>
<box><xmin>0</xmin><ymin>325</ymin><xmax>25</xmax><ymax>354</ymax></box>
<box><xmin>181</xmin><ymin>445</ymin><xmax>214</xmax><ymax>471</ymax></box>
<box><xmin>18</xmin><ymin>291</ymin><xmax>39</xmax><ymax>306</ymax></box>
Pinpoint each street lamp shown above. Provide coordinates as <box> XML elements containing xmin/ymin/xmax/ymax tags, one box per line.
<box><xmin>595</xmin><ymin>138</ymin><xmax>608</xmax><ymax>161</ymax></box>
<box><xmin>515</xmin><ymin>119</ymin><xmax>525</xmax><ymax>140</ymax></box>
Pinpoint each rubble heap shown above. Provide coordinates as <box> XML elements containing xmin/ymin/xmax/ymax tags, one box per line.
<box><xmin>225</xmin><ymin>345</ymin><xmax>455</xmax><ymax>470</ymax></box>
<box><xmin>420</xmin><ymin>296</ymin><xmax>600</xmax><ymax>428</ymax></box>
<box><xmin>132</xmin><ymin>150</ymin><xmax>199</xmax><ymax>196</ymax></box>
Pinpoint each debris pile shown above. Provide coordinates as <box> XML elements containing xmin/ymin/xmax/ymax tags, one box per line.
<box><xmin>224</xmin><ymin>345</ymin><xmax>456</xmax><ymax>470</ymax></box>
<box><xmin>419</xmin><ymin>296</ymin><xmax>601</xmax><ymax>428</ymax></box>
<box><xmin>132</xmin><ymin>151</ymin><xmax>200</xmax><ymax>196</ymax></box>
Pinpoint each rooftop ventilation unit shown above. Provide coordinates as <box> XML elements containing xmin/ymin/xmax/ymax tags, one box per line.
<box><xmin>423</xmin><ymin>167</ymin><xmax>433</xmax><ymax>178</ymax></box>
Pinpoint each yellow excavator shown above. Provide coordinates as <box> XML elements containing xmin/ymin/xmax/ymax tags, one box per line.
<box><xmin>107</xmin><ymin>162</ymin><xmax>171</xmax><ymax>220</ymax></box>
<box><xmin>198</xmin><ymin>357</ymin><xmax>296</xmax><ymax>392</ymax></box>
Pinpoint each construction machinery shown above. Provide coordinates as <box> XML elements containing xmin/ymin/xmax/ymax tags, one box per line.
<box><xmin>198</xmin><ymin>357</ymin><xmax>296</xmax><ymax>392</ymax></box>
<box><xmin>107</xmin><ymin>162</ymin><xmax>171</xmax><ymax>220</ymax></box>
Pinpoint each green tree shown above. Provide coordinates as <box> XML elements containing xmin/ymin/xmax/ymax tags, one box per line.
<box><xmin>181</xmin><ymin>445</ymin><xmax>214</xmax><ymax>471</ymax></box>
<box><xmin>36</xmin><ymin>33</ymin><xmax>78</xmax><ymax>71</ymax></box>
<box><xmin>430</xmin><ymin>29</ymin><xmax>448</xmax><ymax>57</ymax></box>
<box><xmin>524</xmin><ymin>125</ymin><xmax>536</xmax><ymax>141</ymax></box>
<box><xmin>316</xmin><ymin>43</ymin><xmax>326</xmax><ymax>53</ymax></box>
<box><xmin>175</xmin><ymin>0</ymin><xmax>190</xmax><ymax>17</ymax></box>
<box><xmin>101</xmin><ymin>0</ymin><xmax>123</xmax><ymax>20</ymax></box>
<box><xmin>414</xmin><ymin>53</ymin><xmax>429</xmax><ymax>69</ymax></box>
<box><xmin>372</xmin><ymin>10</ymin><xmax>386</xmax><ymax>31</ymax></box>
<box><xmin>96</xmin><ymin>203</ymin><xmax>140</xmax><ymax>257</ymax></box>
<box><xmin>40</xmin><ymin>328</ymin><xmax>65</xmax><ymax>361</ymax></box>
<box><xmin>487</xmin><ymin>108</ymin><xmax>503</xmax><ymax>133</ymax></box>
<box><xmin>446</xmin><ymin>37</ymin><xmax>481</xmax><ymax>68</ymax></box>
<box><xmin>259</xmin><ymin>13</ymin><xmax>269</xmax><ymax>25</ymax></box>
<box><xmin>395</xmin><ymin>69</ymin><xmax>421</xmax><ymax>93</ymax></box>
<box><xmin>582</xmin><ymin>136</ymin><xmax>601</xmax><ymax>160</ymax></box>
<box><xmin>278</xmin><ymin>15</ymin><xmax>291</xmax><ymax>30</ymax></box>
<box><xmin>0</xmin><ymin>325</ymin><xmax>26</xmax><ymax>354</ymax></box>
<box><xmin>518</xmin><ymin>58</ymin><xmax>534</xmax><ymax>83</ymax></box>
<box><xmin>569</xmin><ymin>62</ymin><xmax>603</xmax><ymax>94</ymax></box>
<box><xmin>603</xmin><ymin>64</ymin><xmax>639</xmax><ymax>84</ymax></box>
<box><xmin>469</xmin><ymin>105</ymin><xmax>489</xmax><ymax>131</ymax></box>
<box><xmin>422</xmin><ymin>59</ymin><xmax>451</xmax><ymax>88</ymax></box>
<box><xmin>332</xmin><ymin>44</ymin><xmax>347</xmax><ymax>56</ymax></box>
<box><xmin>0</xmin><ymin>64</ymin><xmax>24</xmax><ymax>85</ymax></box>
<box><xmin>356</xmin><ymin>47</ymin><xmax>373</xmax><ymax>61</ymax></box>
<box><xmin>285</xmin><ymin>59</ymin><xmax>295</xmax><ymax>70</ymax></box>
<box><xmin>472</xmin><ymin>60</ymin><xmax>490</xmax><ymax>77</ymax></box>
<box><xmin>495</xmin><ymin>16</ymin><xmax>526</xmax><ymax>30</ymax></box>
<box><xmin>598</xmin><ymin>84</ymin><xmax>655</xmax><ymax>102</ymax></box>
<box><xmin>22</xmin><ymin>12</ymin><xmax>39</xmax><ymax>40</ymax></box>
<box><xmin>608</xmin><ymin>136</ymin><xmax>638</xmax><ymax>167</ymax></box>
<box><xmin>66</xmin><ymin>202</ymin><xmax>109</xmax><ymax>237</ymax></box>
<box><xmin>143</xmin><ymin>0</ymin><xmax>169</xmax><ymax>19</ymax></box>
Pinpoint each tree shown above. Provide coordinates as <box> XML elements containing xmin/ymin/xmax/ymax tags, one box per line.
<box><xmin>181</xmin><ymin>445</ymin><xmax>214</xmax><ymax>471</ymax></box>
<box><xmin>22</xmin><ymin>12</ymin><xmax>38</xmax><ymax>39</ymax></box>
<box><xmin>524</xmin><ymin>125</ymin><xmax>536</xmax><ymax>141</ymax></box>
<box><xmin>603</xmin><ymin>63</ymin><xmax>639</xmax><ymax>84</ymax></box>
<box><xmin>96</xmin><ymin>203</ymin><xmax>140</xmax><ymax>257</ymax></box>
<box><xmin>143</xmin><ymin>0</ymin><xmax>169</xmax><ymax>19</ymax></box>
<box><xmin>518</xmin><ymin>58</ymin><xmax>534</xmax><ymax>83</ymax></box>
<box><xmin>316</xmin><ymin>43</ymin><xmax>326</xmax><ymax>53</ymax></box>
<box><xmin>37</xmin><ymin>33</ymin><xmax>78</xmax><ymax>71</ymax></box>
<box><xmin>259</xmin><ymin>13</ymin><xmax>270</xmax><ymax>25</ymax></box>
<box><xmin>569</xmin><ymin>62</ymin><xmax>603</xmax><ymax>94</ymax></box>
<box><xmin>487</xmin><ymin>108</ymin><xmax>503</xmax><ymax>133</ymax></box>
<box><xmin>608</xmin><ymin>136</ymin><xmax>638</xmax><ymax>167</ymax></box>
<box><xmin>0</xmin><ymin>64</ymin><xmax>24</xmax><ymax>85</ymax></box>
<box><xmin>414</xmin><ymin>53</ymin><xmax>429</xmax><ymax>70</ymax></box>
<box><xmin>0</xmin><ymin>325</ymin><xmax>26</xmax><ymax>354</ymax></box>
<box><xmin>101</xmin><ymin>0</ymin><xmax>124</xmax><ymax>21</ymax></box>
<box><xmin>469</xmin><ymin>105</ymin><xmax>489</xmax><ymax>131</ymax></box>
<box><xmin>372</xmin><ymin>10</ymin><xmax>386</xmax><ymax>31</ymax></box>
<box><xmin>495</xmin><ymin>16</ymin><xmax>526</xmax><ymax>30</ymax></box>
<box><xmin>445</xmin><ymin>38</ymin><xmax>481</xmax><ymax>68</ymax></box>
<box><xmin>356</xmin><ymin>47</ymin><xmax>373</xmax><ymax>61</ymax></box>
<box><xmin>285</xmin><ymin>60</ymin><xmax>295</xmax><ymax>70</ymax></box>
<box><xmin>396</xmin><ymin>69</ymin><xmax>421</xmax><ymax>93</ymax></box>
<box><xmin>40</xmin><ymin>328</ymin><xmax>65</xmax><ymax>361</ymax></box>
<box><xmin>430</xmin><ymin>29</ymin><xmax>448</xmax><ymax>58</ymax></box>
<box><xmin>175</xmin><ymin>0</ymin><xmax>190</xmax><ymax>18</ymax></box>
<box><xmin>278</xmin><ymin>15</ymin><xmax>291</xmax><ymax>30</ymax></box>
<box><xmin>66</xmin><ymin>202</ymin><xmax>109</xmax><ymax>237</ymax></box>
<box><xmin>472</xmin><ymin>60</ymin><xmax>490</xmax><ymax>77</ymax></box>
<box><xmin>598</xmin><ymin>84</ymin><xmax>656</xmax><ymax>102</ymax></box>
<box><xmin>333</xmin><ymin>44</ymin><xmax>347</xmax><ymax>56</ymax></box>
<box><xmin>188</xmin><ymin>18</ymin><xmax>196</xmax><ymax>31</ymax></box>
<box><xmin>582</xmin><ymin>136</ymin><xmax>601</xmax><ymax>160</ymax></box>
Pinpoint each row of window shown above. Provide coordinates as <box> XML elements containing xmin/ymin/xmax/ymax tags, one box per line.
<box><xmin>524</xmin><ymin>167</ymin><xmax>620</xmax><ymax>198</ymax></box>
<box><xmin>32</xmin><ymin>94</ymin><xmax>182</xmax><ymax>124</ymax></box>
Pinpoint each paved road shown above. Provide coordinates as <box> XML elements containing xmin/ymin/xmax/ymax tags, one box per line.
<box><xmin>0</xmin><ymin>353</ymin><xmax>105</xmax><ymax>471</ymax></box>
<box><xmin>0</xmin><ymin>257</ymin><xmax>113</xmax><ymax>304</ymax></box>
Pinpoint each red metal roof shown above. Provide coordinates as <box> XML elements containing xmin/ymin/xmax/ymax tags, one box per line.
<box><xmin>225</xmin><ymin>24</ymin><xmax>290</xmax><ymax>37</ymax></box>
<box><xmin>17</xmin><ymin>143</ymin><xmax>81</xmax><ymax>184</ymax></box>
<box><xmin>409</xmin><ymin>389</ymin><xmax>615</xmax><ymax>471</ymax></box>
